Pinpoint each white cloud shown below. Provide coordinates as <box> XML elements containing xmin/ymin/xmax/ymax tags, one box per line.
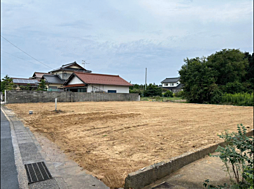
<box><xmin>1</xmin><ymin>0</ymin><xmax>253</xmax><ymax>83</ymax></box>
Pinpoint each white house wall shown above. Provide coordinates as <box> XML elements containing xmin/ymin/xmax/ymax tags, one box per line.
<box><xmin>87</xmin><ymin>85</ymin><xmax>129</xmax><ymax>93</ymax></box>
<box><xmin>69</xmin><ymin>76</ymin><xmax>83</xmax><ymax>85</ymax></box>
<box><xmin>162</xmin><ymin>82</ymin><xmax>180</xmax><ymax>87</ymax></box>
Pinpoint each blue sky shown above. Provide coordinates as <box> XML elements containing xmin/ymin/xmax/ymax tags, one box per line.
<box><xmin>1</xmin><ymin>0</ymin><xmax>253</xmax><ymax>84</ymax></box>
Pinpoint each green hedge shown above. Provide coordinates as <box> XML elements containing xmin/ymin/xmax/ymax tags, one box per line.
<box><xmin>221</xmin><ymin>93</ymin><xmax>253</xmax><ymax>106</ymax></box>
<box><xmin>163</xmin><ymin>90</ymin><xmax>173</xmax><ymax>97</ymax></box>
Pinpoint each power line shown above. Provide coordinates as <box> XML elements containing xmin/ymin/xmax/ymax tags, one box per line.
<box><xmin>2</xmin><ymin>51</ymin><xmax>42</xmax><ymax>65</ymax></box>
<box><xmin>1</xmin><ymin>35</ymin><xmax>53</xmax><ymax>69</ymax></box>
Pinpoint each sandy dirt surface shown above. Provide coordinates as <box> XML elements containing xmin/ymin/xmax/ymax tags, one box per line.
<box><xmin>6</xmin><ymin>102</ymin><xmax>253</xmax><ymax>188</ymax></box>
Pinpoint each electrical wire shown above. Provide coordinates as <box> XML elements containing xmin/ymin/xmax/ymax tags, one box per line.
<box><xmin>1</xmin><ymin>35</ymin><xmax>53</xmax><ymax>69</ymax></box>
<box><xmin>2</xmin><ymin>50</ymin><xmax>41</xmax><ymax>64</ymax></box>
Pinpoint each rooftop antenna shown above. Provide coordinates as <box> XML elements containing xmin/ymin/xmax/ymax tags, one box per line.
<box><xmin>82</xmin><ymin>60</ymin><xmax>90</xmax><ymax>68</ymax></box>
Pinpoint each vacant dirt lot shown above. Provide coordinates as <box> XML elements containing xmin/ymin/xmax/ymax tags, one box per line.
<box><xmin>6</xmin><ymin>102</ymin><xmax>253</xmax><ymax>188</ymax></box>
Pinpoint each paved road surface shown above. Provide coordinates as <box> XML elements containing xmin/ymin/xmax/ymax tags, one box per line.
<box><xmin>1</xmin><ymin>110</ymin><xmax>19</xmax><ymax>189</ymax></box>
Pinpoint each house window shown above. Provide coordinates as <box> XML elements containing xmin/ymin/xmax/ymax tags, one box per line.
<box><xmin>78</xmin><ymin>88</ymin><xmax>87</xmax><ymax>92</ymax></box>
<box><xmin>171</xmin><ymin>83</ymin><xmax>174</xmax><ymax>86</ymax></box>
<box><xmin>108</xmin><ymin>90</ymin><xmax>116</xmax><ymax>93</ymax></box>
<box><xmin>165</xmin><ymin>83</ymin><xmax>168</xmax><ymax>86</ymax></box>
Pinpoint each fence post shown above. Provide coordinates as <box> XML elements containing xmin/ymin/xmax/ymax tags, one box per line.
<box><xmin>55</xmin><ymin>98</ymin><xmax>57</xmax><ymax>111</ymax></box>
<box><xmin>5</xmin><ymin>90</ymin><xmax>7</xmax><ymax>103</ymax></box>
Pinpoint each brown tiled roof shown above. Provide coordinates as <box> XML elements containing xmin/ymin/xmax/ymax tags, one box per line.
<box><xmin>64</xmin><ymin>84</ymin><xmax>86</xmax><ymax>88</ymax></box>
<box><xmin>33</xmin><ymin>72</ymin><xmax>51</xmax><ymax>78</ymax></box>
<box><xmin>72</xmin><ymin>72</ymin><xmax>132</xmax><ymax>86</ymax></box>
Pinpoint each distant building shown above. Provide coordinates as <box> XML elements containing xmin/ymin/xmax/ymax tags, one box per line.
<box><xmin>35</xmin><ymin>61</ymin><xmax>92</xmax><ymax>91</ymax></box>
<box><xmin>31</xmin><ymin>72</ymin><xmax>51</xmax><ymax>80</ymax></box>
<box><xmin>8</xmin><ymin>61</ymin><xmax>132</xmax><ymax>93</ymax></box>
<box><xmin>11</xmin><ymin>78</ymin><xmax>39</xmax><ymax>90</ymax></box>
<box><xmin>64</xmin><ymin>72</ymin><xmax>132</xmax><ymax>93</ymax></box>
<box><xmin>161</xmin><ymin>77</ymin><xmax>183</xmax><ymax>93</ymax></box>
<box><xmin>49</xmin><ymin>61</ymin><xmax>91</xmax><ymax>81</ymax></box>
<box><xmin>41</xmin><ymin>75</ymin><xmax>65</xmax><ymax>91</ymax></box>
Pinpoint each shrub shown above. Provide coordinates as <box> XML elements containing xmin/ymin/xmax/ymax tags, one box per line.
<box><xmin>174</xmin><ymin>91</ymin><xmax>184</xmax><ymax>98</ymax></box>
<box><xmin>221</xmin><ymin>93</ymin><xmax>253</xmax><ymax>106</ymax></box>
<box><xmin>129</xmin><ymin>88</ymin><xmax>143</xmax><ymax>95</ymax></box>
<box><xmin>164</xmin><ymin>90</ymin><xmax>173</xmax><ymax>97</ymax></box>
<box><xmin>204</xmin><ymin>124</ymin><xmax>253</xmax><ymax>189</ymax></box>
<box><xmin>144</xmin><ymin>84</ymin><xmax>162</xmax><ymax>97</ymax></box>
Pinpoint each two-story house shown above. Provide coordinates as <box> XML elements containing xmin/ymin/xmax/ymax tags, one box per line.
<box><xmin>49</xmin><ymin>61</ymin><xmax>91</xmax><ymax>81</ymax></box>
<box><xmin>161</xmin><ymin>77</ymin><xmax>183</xmax><ymax>93</ymax></box>
<box><xmin>34</xmin><ymin>61</ymin><xmax>92</xmax><ymax>91</ymax></box>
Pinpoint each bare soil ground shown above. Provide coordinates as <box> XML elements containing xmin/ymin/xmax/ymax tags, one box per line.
<box><xmin>6</xmin><ymin>102</ymin><xmax>253</xmax><ymax>188</ymax></box>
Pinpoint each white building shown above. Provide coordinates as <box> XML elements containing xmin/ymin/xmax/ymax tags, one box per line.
<box><xmin>161</xmin><ymin>77</ymin><xmax>183</xmax><ymax>93</ymax></box>
<box><xmin>64</xmin><ymin>72</ymin><xmax>132</xmax><ymax>93</ymax></box>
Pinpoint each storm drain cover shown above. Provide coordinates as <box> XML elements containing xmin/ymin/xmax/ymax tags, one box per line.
<box><xmin>152</xmin><ymin>182</ymin><xmax>174</xmax><ymax>189</ymax></box>
<box><xmin>24</xmin><ymin>162</ymin><xmax>52</xmax><ymax>184</ymax></box>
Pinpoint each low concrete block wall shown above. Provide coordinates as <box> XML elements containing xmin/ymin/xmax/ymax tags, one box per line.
<box><xmin>124</xmin><ymin>130</ymin><xmax>254</xmax><ymax>189</ymax></box>
<box><xmin>6</xmin><ymin>91</ymin><xmax>140</xmax><ymax>103</ymax></box>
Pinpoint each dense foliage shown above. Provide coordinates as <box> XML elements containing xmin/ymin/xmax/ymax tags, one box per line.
<box><xmin>163</xmin><ymin>90</ymin><xmax>173</xmax><ymax>97</ymax></box>
<box><xmin>221</xmin><ymin>93</ymin><xmax>253</xmax><ymax>106</ymax></box>
<box><xmin>179</xmin><ymin>49</ymin><xmax>253</xmax><ymax>104</ymax></box>
<box><xmin>129</xmin><ymin>84</ymin><xmax>145</xmax><ymax>95</ymax></box>
<box><xmin>204</xmin><ymin>124</ymin><xmax>253</xmax><ymax>189</ymax></box>
<box><xmin>173</xmin><ymin>91</ymin><xmax>184</xmax><ymax>98</ymax></box>
<box><xmin>143</xmin><ymin>84</ymin><xmax>162</xmax><ymax>97</ymax></box>
<box><xmin>1</xmin><ymin>75</ymin><xmax>14</xmax><ymax>93</ymax></box>
<box><xmin>130</xmin><ymin>83</ymin><xmax>162</xmax><ymax>97</ymax></box>
<box><xmin>37</xmin><ymin>79</ymin><xmax>46</xmax><ymax>91</ymax></box>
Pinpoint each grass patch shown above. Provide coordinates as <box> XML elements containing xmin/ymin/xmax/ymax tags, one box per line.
<box><xmin>221</xmin><ymin>93</ymin><xmax>253</xmax><ymax>106</ymax></box>
<box><xmin>141</xmin><ymin>96</ymin><xmax>186</xmax><ymax>102</ymax></box>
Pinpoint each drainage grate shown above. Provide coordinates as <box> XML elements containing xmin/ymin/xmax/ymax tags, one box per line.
<box><xmin>152</xmin><ymin>182</ymin><xmax>174</xmax><ymax>189</ymax></box>
<box><xmin>24</xmin><ymin>162</ymin><xmax>52</xmax><ymax>184</ymax></box>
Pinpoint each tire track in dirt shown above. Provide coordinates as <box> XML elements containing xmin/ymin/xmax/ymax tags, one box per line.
<box><xmin>6</xmin><ymin>102</ymin><xmax>253</xmax><ymax>188</ymax></box>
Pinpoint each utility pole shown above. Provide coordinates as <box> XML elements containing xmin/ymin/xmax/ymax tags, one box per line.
<box><xmin>145</xmin><ymin>68</ymin><xmax>147</xmax><ymax>90</ymax></box>
<box><xmin>82</xmin><ymin>60</ymin><xmax>90</xmax><ymax>68</ymax></box>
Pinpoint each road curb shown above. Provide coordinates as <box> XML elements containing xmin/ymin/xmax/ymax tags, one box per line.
<box><xmin>124</xmin><ymin>130</ymin><xmax>254</xmax><ymax>189</ymax></box>
<box><xmin>1</xmin><ymin>106</ymin><xmax>29</xmax><ymax>189</ymax></box>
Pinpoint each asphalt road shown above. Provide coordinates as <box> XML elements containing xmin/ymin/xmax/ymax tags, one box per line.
<box><xmin>1</xmin><ymin>110</ymin><xmax>19</xmax><ymax>189</ymax></box>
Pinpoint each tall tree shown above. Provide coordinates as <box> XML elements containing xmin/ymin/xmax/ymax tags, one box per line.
<box><xmin>179</xmin><ymin>58</ymin><xmax>219</xmax><ymax>103</ymax></box>
<box><xmin>244</xmin><ymin>52</ymin><xmax>254</xmax><ymax>93</ymax></box>
<box><xmin>179</xmin><ymin>49</ymin><xmax>251</xmax><ymax>104</ymax></box>
<box><xmin>1</xmin><ymin>75</ymin><xmax>14</xmax><ymax>92</ymax></box>
<box><xmin>207</xmin><ymin>49</ymin><xmax>248</xmax><ymax>88</ymax></box>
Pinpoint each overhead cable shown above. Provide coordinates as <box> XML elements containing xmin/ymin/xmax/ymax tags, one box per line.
<box><xmin>1</xmin><ymin>35</ymin><xmax>53</xmax><ymax>69</ymax></box>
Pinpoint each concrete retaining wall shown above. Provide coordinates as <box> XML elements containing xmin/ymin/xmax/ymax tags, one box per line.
<box><xmin>6</xmin><ymin>91</ymin><xmax>140</xmax><ymax>103</ymax></box>
<box><xmin>124</xmin><ymin>130</ymin><xmax>254</xmax><ymax>189</ymax></box>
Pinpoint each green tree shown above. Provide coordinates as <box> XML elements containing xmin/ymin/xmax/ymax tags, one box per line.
<box><xmin>37</xmin><ymin>79</ymin><xmax>46</xmax><ymax>91</ymax></box>
<box><xmin>179</xmin><ymin>57</ymin><xmax>218</xmax><ymax>103</ymax></box>
<box><xmin>129</xmin><ymin>84</ymin><xmax>145</xmax><ymax>95</ymax></box>
<box><xmin>144</xmin><ymin>84</ymin><xmax>162</xmax><ymax>97</ymax></box>
<box><xmin>179</xmin><ymin>49</ymin><xmax>252</xmax><ymax>104</ymax></box>
<box><xmin>244</xmin><ymin>52</ymin><xmax>254</xmax><ymax>93</ymax></box>
<box><xmin>1</xmin><ymin>75</ymin><xmax>14</xmax><ymax>92</ymax></box>
<box><xmin>223</xmin><ymin>81</ymin><xmax>245</xmax><ymax>94</ymax></box>
<box><xmin>207</xmin><ymin>49</ymin><xmax>248</xmax><ymax>88</ymax></box>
